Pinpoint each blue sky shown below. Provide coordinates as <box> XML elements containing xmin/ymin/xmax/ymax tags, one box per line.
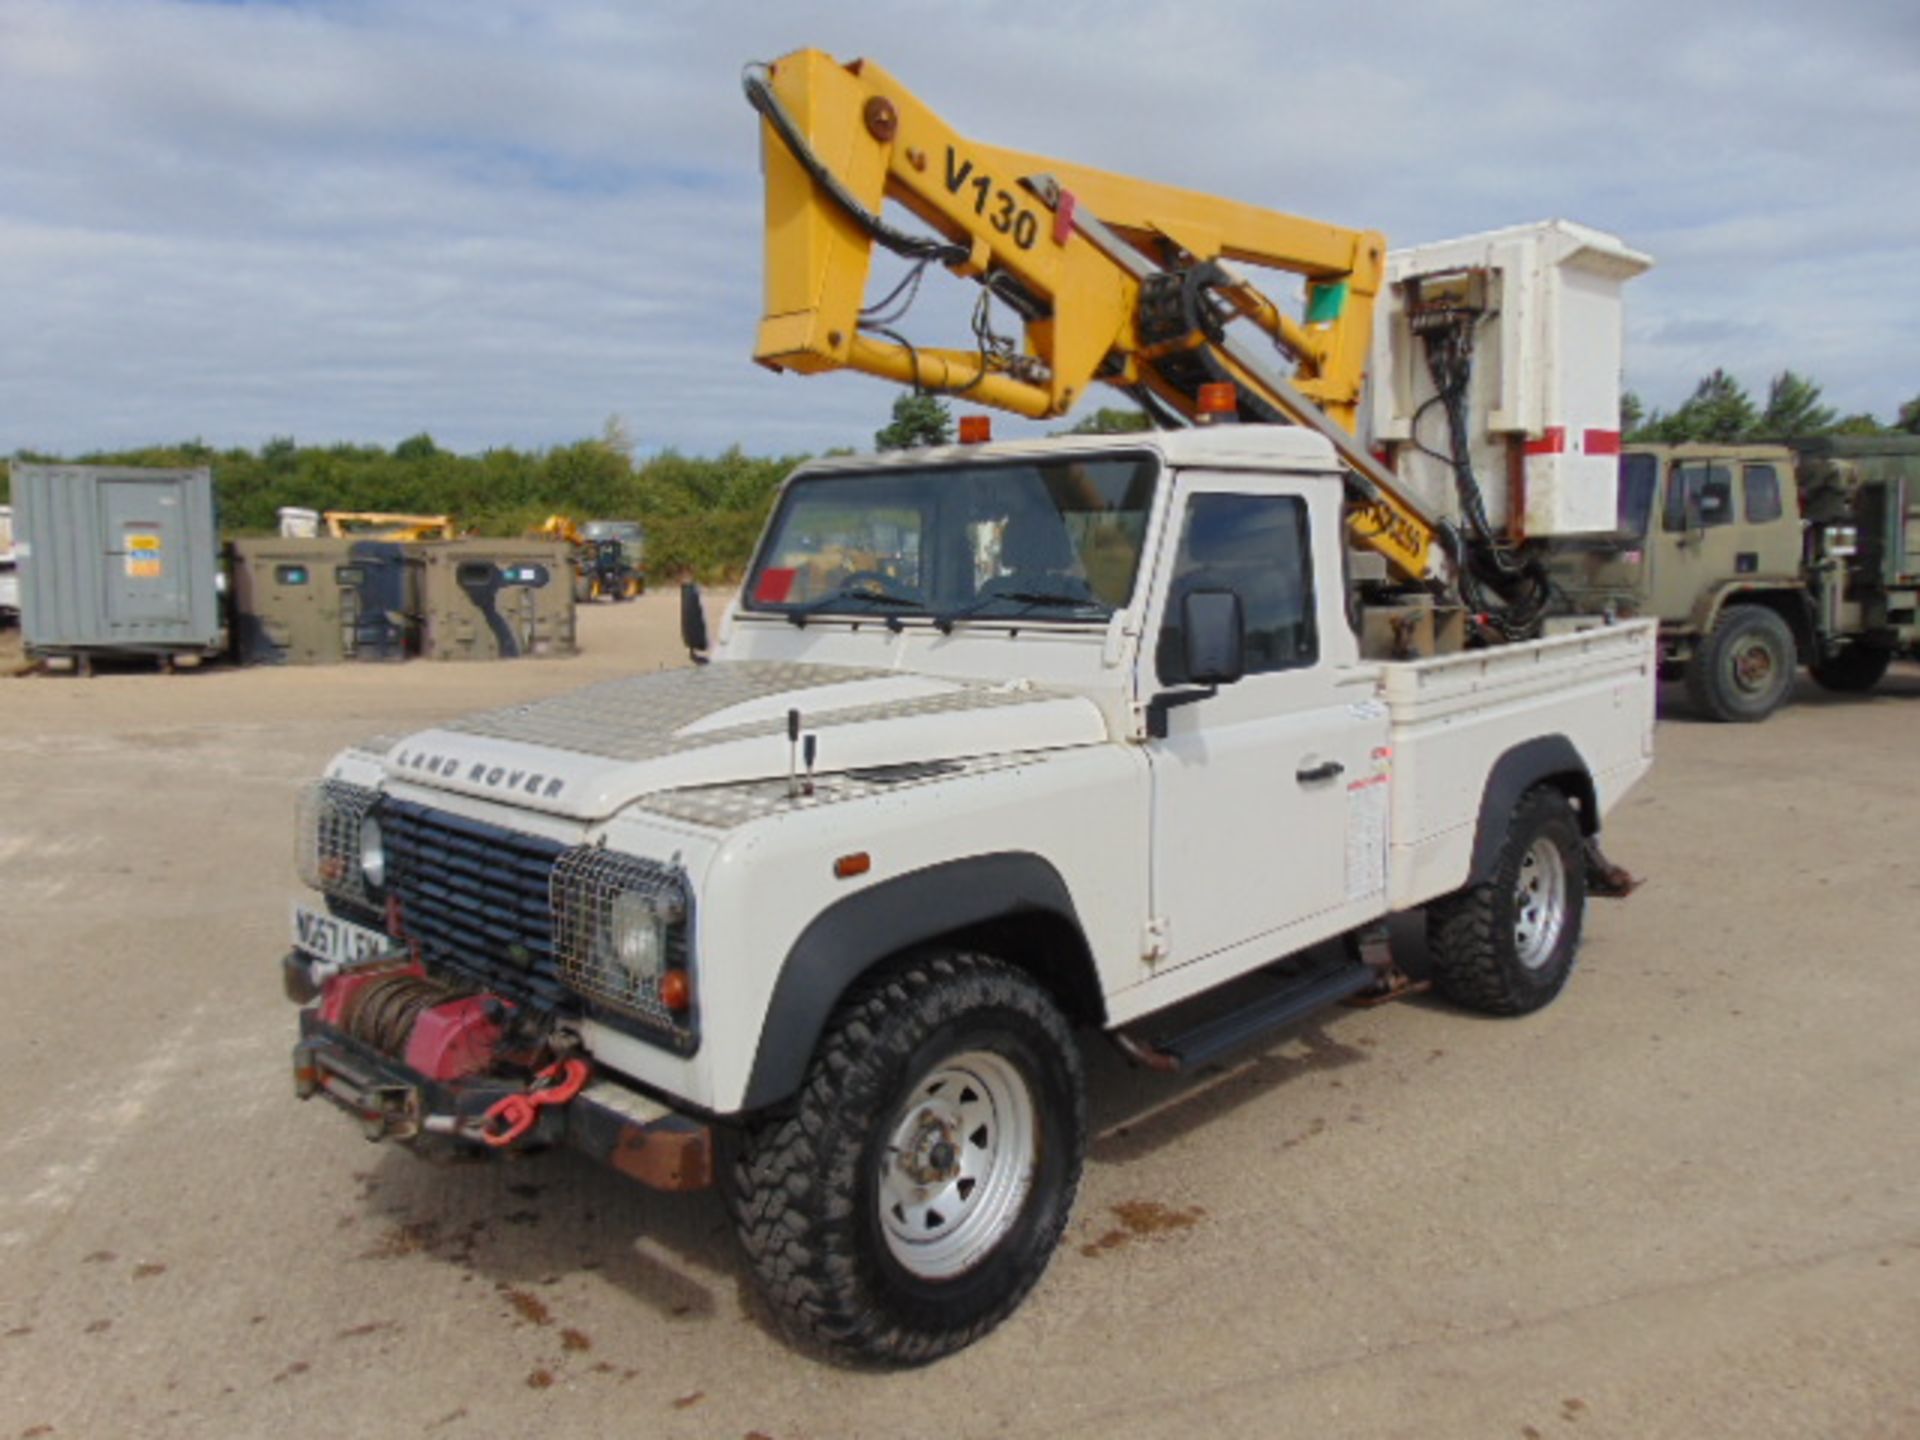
<box><xmin>3</xmin><ymin>0</ymin><xmax>1915</xmax><ymax>458</ymax></box>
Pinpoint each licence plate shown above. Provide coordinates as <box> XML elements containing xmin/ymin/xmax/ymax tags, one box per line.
<box><xmin>291</xmin><ymin>901</ymin><xmax>394</xmax><ymax>966</ymax></box>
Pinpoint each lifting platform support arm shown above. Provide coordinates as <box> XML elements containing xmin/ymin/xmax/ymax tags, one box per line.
<box><xmin>748</xmin><ymin>48</ymin><xmax>1443</xmax><ymax>585</ymax></box>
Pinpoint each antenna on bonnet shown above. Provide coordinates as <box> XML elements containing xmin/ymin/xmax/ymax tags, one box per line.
<box><xmin>787</xmin><ymin>708</ymin><xmax>801</xmax><ymax>799</ymax></box>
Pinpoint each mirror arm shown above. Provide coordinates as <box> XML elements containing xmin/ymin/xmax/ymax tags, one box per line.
<box><xmin>1144</xmin><ymin>685</ymin><xmax>1218</xmax><ymax>739</ymax></box>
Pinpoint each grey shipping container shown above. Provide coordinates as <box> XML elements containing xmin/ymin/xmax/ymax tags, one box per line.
<box><xmin>13</xmin><ymin>464</ymin><xmax>223</xmax><ymax>665</ymax></box>
<box><xmin>229</xmin><ymin>537</ymin><xmax>418</xmax><ymax>665</ymax></box>
<box><xmin>415</xmin><ymin>539</ymin><xmax>575</xmax><ymax>660</ymax></box>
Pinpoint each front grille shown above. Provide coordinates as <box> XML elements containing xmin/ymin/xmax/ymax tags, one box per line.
<box><xmin>381</xmin><ymin>799</ymin><xmax>574</xmax><ymax>1010</ymax></box>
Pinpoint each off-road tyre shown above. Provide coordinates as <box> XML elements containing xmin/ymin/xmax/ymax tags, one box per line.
<box><xmin>1685</xmin><ymin>604</ymin><xmax>1796</xmax><ymax>722</ymax></box>
<box><xmin>1809</xmin><ymin>643</ymin><xmax>1892</xmax><ymax>694</ymax></box>
<box><xmin>725</xmin><ymin>953</ymin><xmax>1086</xmax><ymax>1367</ymax></box>
<box><xmin>1427</xmin><ymin>787</ymin><xmax>1586</xmax><ymax>1016</ymax></box>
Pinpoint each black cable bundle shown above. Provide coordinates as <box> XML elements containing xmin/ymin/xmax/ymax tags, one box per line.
<box><xmin>1412</xmin><ymin>311</ymin><xmax>1552</xmax><ymax>639</ymax></box>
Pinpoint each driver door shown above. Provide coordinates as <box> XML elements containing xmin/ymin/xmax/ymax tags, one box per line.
<box><xmin>1137</xmin><ymin>470</ymin><xmax>1384</xmax><ymax>969</ymax></box>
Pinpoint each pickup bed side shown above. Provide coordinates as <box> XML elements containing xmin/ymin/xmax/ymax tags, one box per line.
<box><xmin>1383</xmin><ymin>620</ymin><xmax>1657</xmax><ymax>911</ymax></box>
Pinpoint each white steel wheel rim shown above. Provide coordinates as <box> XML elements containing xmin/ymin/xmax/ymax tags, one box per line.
<box><xmin>1513</xmin><ymin>836</ymin><xmax>1569</xmax><ymax>970</ymax></box>
<box><xmin>878</xmin><ymin>1050</ymin><xmax>1037</xmax><ymax>1280</ymax></box>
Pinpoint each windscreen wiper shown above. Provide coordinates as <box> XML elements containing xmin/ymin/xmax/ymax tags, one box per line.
<box><xmin>933</xmin><ymin>590</ymin><xmax>1098</xmax><ymax>634</ymax></box>
<box><xmin>786</xmin><ymin>579</ymin><xmax>926</xmax><ymax>627</ymax></box>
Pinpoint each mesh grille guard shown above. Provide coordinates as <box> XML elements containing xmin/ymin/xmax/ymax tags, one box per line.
<box><xmin>551</xmin><ymin>847</ymin><xmax>697</xmax><ymax>1053</ymax></box>
<box><xmin>297</xmin><ymin>779</ymin><xmax>380</xmax><ymax>910</ymax></box>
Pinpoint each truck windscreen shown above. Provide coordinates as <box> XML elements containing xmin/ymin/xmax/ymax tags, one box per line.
<box><xmin>745</xmin><ymin>454</ymin><xmax>1159</xmax><ymax>625</ymax></box>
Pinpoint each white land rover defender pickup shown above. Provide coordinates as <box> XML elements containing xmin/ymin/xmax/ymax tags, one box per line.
<box><xmin>286</xmin><ymin>425</ymin><xmax>1655</xmax><ymax>1364</ymax></box>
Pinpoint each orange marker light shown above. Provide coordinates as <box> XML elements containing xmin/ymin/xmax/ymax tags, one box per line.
<box><xmin>1196</xmin><ymin>383</ymin><xmax>1238</xmax><ymax>422</ymax></box>
<box><xmin>659</xmin><ymin>969</ymin><xmax>691</xmax><ymax>1013</ymax></box>
<box><xmin>958</xmin><ymin>414</ymin><xmax>992</xmax><ymax>444</ymax></box>
<box><xmin>833</xmin><ymin>852</ymin><xmax>872</xmax><ymax>880</ymax></box>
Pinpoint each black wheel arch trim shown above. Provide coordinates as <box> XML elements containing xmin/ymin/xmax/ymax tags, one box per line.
<box><xmin>739</xmin><ymin>852</ymin><xmax>1091</xmax><ymax>1112</ymax></box>
<box><xmin>1467</xmin><ymin>735</ymin><xmax>1598</xmax><ymax>885</ymax></box>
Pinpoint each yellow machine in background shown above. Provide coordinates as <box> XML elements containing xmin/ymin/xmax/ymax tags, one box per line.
<box><xmin>321</xmin><ymin>511</ymin><xmax>456</xmax><ymax>542</ymax></box>
<box><xmin>747</xmin><ymin>48</ymin><xmax>1440</xmax><ymax>584</ymax></box>
<box><xmin>534</xmin><ymin>514</ymin><xmax>642</xmax><ymax>602</ymax></box>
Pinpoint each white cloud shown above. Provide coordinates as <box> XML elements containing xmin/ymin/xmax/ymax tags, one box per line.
<box><xmin>2</xmin><ymin>0</ymin><xmax>1915</xmax><ymax>458</ymax></box>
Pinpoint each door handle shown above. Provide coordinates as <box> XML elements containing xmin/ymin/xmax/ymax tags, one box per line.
<box><xmin>1296</xmin><ymin>760</ymin><xmax>1345</xmax><ymax>784</ymax></box>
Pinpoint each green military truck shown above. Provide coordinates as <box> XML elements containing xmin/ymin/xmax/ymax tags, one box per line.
<box><xmin>1549</xmin><ymin>436</ymin><xmax>1920</xmax><ymax>721</ymax></box>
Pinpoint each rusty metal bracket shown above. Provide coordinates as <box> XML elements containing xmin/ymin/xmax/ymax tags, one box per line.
<box><xmin>1584</xmin><ymin>837</ymin><xmax>1640</xmax><ymax>898</ymax></box>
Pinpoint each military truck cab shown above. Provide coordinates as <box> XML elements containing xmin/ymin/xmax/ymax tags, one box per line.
<box><xmin>1551</xmin><ymin>443</ymin><xmax>1811</xmax><ymax>721</ymax></box>
<box><xmin>1551</xmin><ymin>438</ymin><xmax>1920</xmax><ymax>722</ymax></box>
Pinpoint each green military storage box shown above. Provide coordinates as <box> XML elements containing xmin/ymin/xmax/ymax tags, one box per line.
<box><xmin>414</xmin><ymin>539</ymin><xmax>575</xmax><ymax>661</ymax></box>
<box><xmin>230</xmin><ymin>538</ymin><xmax>419</xmax><ymax>665</ymax></box>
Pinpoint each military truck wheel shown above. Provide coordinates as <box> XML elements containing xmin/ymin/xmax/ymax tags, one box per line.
<box><xmin>1427</xmin><ymin>786</ymin><xmax>1586</xmax><ymax>1016</ymax></box>
<box><xmin>726</xmin><ymin>953</ymin><xmax>1085</xmax><ymax>1367</ymax></box>
<box><xmin>1809</xmin><ymin>643</ymin><xmax>1892</xmax><ymax>694</ymax></box>
<box><xmin>1685</xmin><ymin>605</ymin><xmax>1796</xmax><ymax>722</ymax></box>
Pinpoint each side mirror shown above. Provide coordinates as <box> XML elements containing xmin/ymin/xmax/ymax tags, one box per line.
<box><xmin>680</xmin><ymin>581</ymin><xmax>710</xmax><ymax>665</ymax></box>
<box><xmin>1181</xmin><ymin>588</ymin><xmax>1245</xmax><ymax>686</ymax></box>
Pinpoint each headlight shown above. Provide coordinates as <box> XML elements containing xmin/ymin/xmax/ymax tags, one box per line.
<box><xmin>608</xmin><ymin>891</ymin><xmax>668</xmax><ymax>985</ymax></box>
<box><xmin>359</xmin><ymin>814</ymin><xmax>386</xmax><ymax>893</ymax></box>
<box><xmin>296</xmin><ymin>779</ymin><xmax>380</xmax><ymax>904</ymax></box>
<box><xmin>553</xmin><ymin>849</ymin><xmax>695</xmax><ymax>1050</ymax></box>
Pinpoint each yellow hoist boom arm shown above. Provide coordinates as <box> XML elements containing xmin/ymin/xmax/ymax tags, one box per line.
<box><xmin>749</xmin><ymin>48</ymin><xmax>1442</xmax><ymax>584</ymax></box>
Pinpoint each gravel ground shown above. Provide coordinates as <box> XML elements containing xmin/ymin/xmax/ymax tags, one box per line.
<box><xmin>1</xmin><ymin>596</ymin><xmax>1916</xmax><ymax>1440</ymax></box>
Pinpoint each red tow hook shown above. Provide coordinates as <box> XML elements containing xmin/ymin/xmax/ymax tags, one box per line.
<box><xmin>477</xmin><ymin>1058</ymin><xmax>591</xmax><ymax>1148</ymax></box>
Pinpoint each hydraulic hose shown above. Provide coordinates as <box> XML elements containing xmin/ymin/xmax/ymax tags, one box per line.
<box><xmin>743</xmin><ymin>64</ymin><xmax>970</xmax><ymax>269</ymax></box>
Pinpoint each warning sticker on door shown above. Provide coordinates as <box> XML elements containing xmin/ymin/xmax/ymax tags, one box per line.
<box><xmin>1345</xmin><ymin>773</ymin><xmax>1388</xmax><ymax>901</ymax></box>
<box><xmin>125</xmin><ymin>530</ymin><xmax>163</xmax><ymax>578</ymax></box>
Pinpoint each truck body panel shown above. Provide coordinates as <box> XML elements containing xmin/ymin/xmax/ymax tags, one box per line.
<box><xmin>1381</xmin><ymin>620</ymin><xmax>1655</xmax><ymax>909</ymax></box>
<box><xmin>295</xmin><ymin>428</ymin><xmax>1655</xmax><ymax>1116</ymax></box>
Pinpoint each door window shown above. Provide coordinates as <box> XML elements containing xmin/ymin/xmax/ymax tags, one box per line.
<box><xmin>1157</xmin><ymin>493</ymin><xmax>1315</xmax><ymax>684</ymax></box>
<box><xmin>1743</xmin><ymin>464</ymin><xmax>1783</xmax><ymax>524</ymax></box>
<box><xmin>1663</xmin><ymin>463</ymin><xmax>1734</xmax><ymax>532</ymax></box>
<box><xmin>1617</xmin><ymin>454</ymin><xmax>1658</xmax><ymax>537</ymax></box>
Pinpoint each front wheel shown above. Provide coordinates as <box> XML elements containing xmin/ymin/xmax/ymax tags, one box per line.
<box><xmin>1427</xmin><ymin>787</ymin><xmax>1587</xmax><ymax>1015</ymax></box>
<box><xmin>725</xmin><ymin>954</ymin><xmax>1085</xmax><ymax>1366</ymax></box>
<box><xmin>1685</xmin><ymin>605</ymin><xmax>1796</xmax><ymax>722</ymax></box>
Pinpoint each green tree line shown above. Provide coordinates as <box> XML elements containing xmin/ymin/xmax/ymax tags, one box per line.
<box><xmin>1</xmin><ymin>424</ymin><xmax>806</xmax><ymax>581</ymax></box>
<box><xmin>1624</xmin><ymin>370</ymin><xmax>1920</xmax><ymax>444</ymax></box>
<box><xmin>4</xmin><ymin>374</ymin><xmax>1910</xmax><ymax>576</ymax></box>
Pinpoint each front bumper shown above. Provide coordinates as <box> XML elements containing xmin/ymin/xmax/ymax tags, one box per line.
<box><xmin>290</xmin><ymin>964</ymin><xmax>712</xmax><ymax>1193</ymax></box>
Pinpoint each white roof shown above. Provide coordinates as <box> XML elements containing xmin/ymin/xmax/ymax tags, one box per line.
<box><xmin>797</xmin><ymin>423</ymin><xmax>1341</xmax><ymax>477</ymax></box>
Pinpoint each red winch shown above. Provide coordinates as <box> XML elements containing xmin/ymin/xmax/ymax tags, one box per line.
<box><xmin>301</xmin><ymin>960</ymin><xmax>587</xmax><ymax>1149</ymax></box>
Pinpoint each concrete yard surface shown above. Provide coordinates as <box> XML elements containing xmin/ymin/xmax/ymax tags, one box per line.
<box><xmin>1</xmin><ymin>595</ymin><xmax>1917</xmax><ymax>1439</ymax></box>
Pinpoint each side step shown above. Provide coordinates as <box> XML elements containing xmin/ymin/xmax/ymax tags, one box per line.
<box><xmin>1114</xmin><ymin>955</ymin><xmax>1377</xmax><ymax>1074</ymax></box>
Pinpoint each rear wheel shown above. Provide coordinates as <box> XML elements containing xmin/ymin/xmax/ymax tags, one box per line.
<box><xmin>1685</xmin><ymin>605</ymin><xmax>1796</xmax><ymax>722</ymax></box>
<box><xmin>725</xmin><ymin>953</ymin><xmax>1085</xmax><ymax>1366</ymax></box>
<box><xmin>1427</xmin><ymin>787</ymin><xmax>1587</xmax><ymax>1015</ymax></box>
<box><xmin>1809</xmin><ymin>643</ymin><xmax>1892</xmax><ymax>694</ymax></box>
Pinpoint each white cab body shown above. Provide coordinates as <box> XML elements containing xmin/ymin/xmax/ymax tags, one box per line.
<box><xmin>314</xmin><ymin>426</ymin><xmax>1655</xmax><ymax>1115</ymax></box>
